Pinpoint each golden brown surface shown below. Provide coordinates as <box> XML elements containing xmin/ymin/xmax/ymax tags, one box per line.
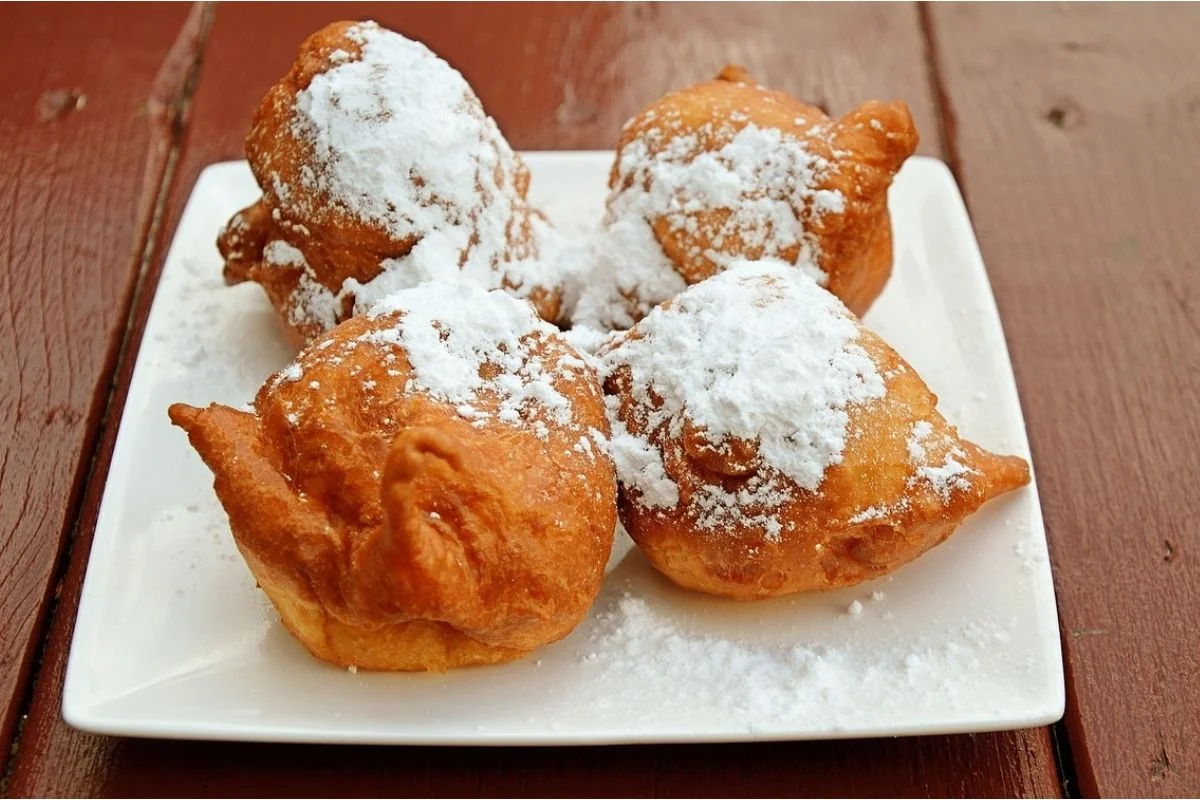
<box><xmin>218</xmin><ymin>20</ymin><xmax>560</xmax><ymax>348</ymax></box>
<box><xmin>169</xmin><ymin>308</ymin><xmax>616</xmax><ymax>670</ymax></box>
<box><xmin>610</xmin><ymin>65</ymin><xmax>918</xmax><ymax>318</ymax></box>
<box><xmin>605</xmin><ymin>308</ymin><xmax>1029</xmax><ymax>601</ymax></box>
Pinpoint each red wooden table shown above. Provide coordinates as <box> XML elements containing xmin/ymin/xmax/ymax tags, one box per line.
<box><xmin>2</xmin><ymin>3</ymin><xmax>1197</xmax><ymax>797</ymax></box>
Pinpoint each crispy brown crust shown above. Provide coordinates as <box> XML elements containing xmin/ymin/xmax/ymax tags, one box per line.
<box><xmin>169</xmin><ymin>311</ymin><xmax>616</xmax><ymax>669</ymax></box>
<box><xmin>611</xmin><ymin>65</ymin><xmax>919</xmax><ymax>317</ymax></box>
<box><xmin>219</xmin><ymin>21</ymin><xmax>561</xmax><ymax>348</ymax></box>
<box><xmin>606</xmin><ymin>319</ymin><xmax>1029</xmax><ymax>601</ymax></box>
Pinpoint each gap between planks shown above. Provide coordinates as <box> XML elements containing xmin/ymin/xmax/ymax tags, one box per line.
<box><xmin>0</xmin><ymin>3</ymin><xmax>216</xmax><ymax>793</ymax></box>
<box><xmin>916</xmin><ymin>3</ymin><xmax>963</xmax><ymax>195</ymax></box>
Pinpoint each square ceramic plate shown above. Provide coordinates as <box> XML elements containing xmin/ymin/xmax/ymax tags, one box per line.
<box><xmin>63</xmin><ymin>153</ymin><xmax>1064</xmax><ymax>744</ymax></box>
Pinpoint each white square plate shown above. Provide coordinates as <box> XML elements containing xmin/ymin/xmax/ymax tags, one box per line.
<box><xmin>63</xmin><ymin>153</ymin><xmax>1064</xmax><ymax>744</ymax></box>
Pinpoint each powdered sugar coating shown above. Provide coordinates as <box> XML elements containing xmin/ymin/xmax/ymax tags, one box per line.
<box><xmin>289</xmin><ymin>22</ymin><xmax>520</xmax><ymax>254</ymax></box>
<box><xmin>690</xmin><ymin>477</ymin><xmax>790</xmax><ymax>542</ymax></box>
<box><xmin>570</xmin><ymin>121</ymin><xmax>844</xmax><ymax>330</ymax></box>
<box><xmin>568</xmin><ymin>214</ymin><xmax>689</xmax><ymax>330</ymax></box>
<box><xmin>602</xmin><ymin>397</ymin><xmax>679</xmax><ymax>509</ymax></box>
<box><xmin>248</xmin><ymin>21</ymin><xmax>567</xmax><ymax>338</ymax></box>
<box><xmin>263</xmin><ymin>240</ymin><xmax>305</xmax><ymax>268</ymax></box>
<box><xmin>600</xmin><ymin>260</ymin><xmax>885</xmax><ymax>518</ymax></box>
<box><xmin>614</xmin><ymin>124</ymin><xmax>844</xmax><ymax>266</ymax></box>
<box><xmin>906</xmin><ymin>420</ymin><xmax>978</xmax><ymax>501</ymax></box>
<box><xmin>365</xmin><ymin>283</ymin><xmax>575</xmax><ymax>431</ymax></box>
<box><xmin>580</xmin><ymin>593</ymin><xmax>1015</xmax><ymax>729</ymax></box>
<box><xmin>270</xmin><ymin>282</ymin><xmax>593</xmax><ymax>439</ymax></box>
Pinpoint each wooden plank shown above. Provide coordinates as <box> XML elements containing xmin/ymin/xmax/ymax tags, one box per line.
<box><xmin>0</xmin><ymin>2</ymin><xmax>200</xmax><ymax>769</ymax></box>
<box><xmin>8</xmin><ymin>732</ymin><xmax>1059</xmax><ymax>798</ymax></box>
<box><xmin>926</xmin><ymin>4</ymin><xmax>1200</xmax><ymax>797</ymax></box>
<box><xmin>6</xmin><ymin>3</ymin><xmax>1059</xmax><ymax>796</ymax></box>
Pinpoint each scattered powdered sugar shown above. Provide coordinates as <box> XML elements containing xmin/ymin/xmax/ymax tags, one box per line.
<box><xmin>1014</xmin><ymin>540</ymin><xmax>1048</xmax><ymax>573</ymax></box>
<box><xmin>600</xmin><ymin>261</ymin><xmax>885</xmax><ymax>516</ymax></box>
<box><xmin>614</xmin><ymin>124</ymin><xmax>844</xmax><ymax>263</ymax></box>
<box><xmin>359</xmin><ymin>282</ymin><xmax>575</xmax><ymax>431</ymax></box>
<box><xmin>288</xmin><ymin>272</ymin><xmax>341</xmax><ymax>331</ymax></box>
<box><xmin>274</xmin><ymin>363</ymin><xmax>303</xmax><ymax>385</ymax></box>
<box><xmin>579</xmin><ymin>593</ymin><xmax>1017</xmax><ymax>730</ymax></box>
<box><xmin>271</xmin><ymin>21</ymin><xmax>564</xmax><ymax>331</ymax></box>
<box><xmin>848</xmin><ymin>505</ymin><xmax>888</xmax><ymax>524</ymax></box>
<box><xmin>290</xmin><ymin>22</ymin><xmax>518</xmax><ymax>248</ymax></box>
<box><xmin>572</xmin><ymin>433</ymin><xmax>595</xmax><ymax>458</ymax></box>
<box><xmin>569</xmin><ymin>215</ymin><xmax>689</xmax><ymax>330</ymax></box>
<box><xmin>271</xmin><ymin>282</ymin><xmax>581</xmax><ymax>437</ymax></box>
<box><xmin>907</xmin><ymin>420</ymin><xmax>935</xmax><ymax>463</ymax></box>
<box><xmin>569</xmin><ymin>122</ymin><xmax>844</xmax><ymax>329</ymax></box>
<box><xmin>335</xmin><ymin>215</ymin><xmax>564</xmax><ymax>317</ymax></box>
<box><xmin>917</xmin><ymin>456</ymin><xmax>976</xmax><ymax>502</ymax></box>
<box><xmin>262</xmin><ymin>240</ymin><xmax>306</xmax><ymax>268</ymax></box>
<box><xmin>845</xmin><ymin>423</ymin><xmax>977</xmax><ymax>522</ymax></box>
<box><xmin>690</xmin><ymin>475</ymin><xmax>791</xmax><ymax>541</ymax></box>
<box><xmin>847</xmin><ymin>600</ymin><xmax>864</xmax><ymax>617</ymax></box>
<box><xmin>501</xmin><ymin>214</ymin><xmax>570</xmax><ymax>303</ymax></box>
<box><xmin>260</xmin><ymin>240</ymin><xmax>341</xmax><ymax>331</ymax></box>
<box><xmin>557</xmin><ymin>324</ymin><xmax>606</xmax><ymax>354</ymax></box>
<box><xmin>906</xmin><ymin>420</ymin><xmax>977</xmax><ymax>501</ymax></box>
<box><xmin>602</xmin><ymin>398</ymin><xmax>679</xmax><ymax>509</ymax></box>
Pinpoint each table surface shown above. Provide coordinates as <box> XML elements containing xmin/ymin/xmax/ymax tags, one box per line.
<box><xmin>1</xmin><ymin>3</ymin><xmax>1196</xmax><ymax>797</ymax></box>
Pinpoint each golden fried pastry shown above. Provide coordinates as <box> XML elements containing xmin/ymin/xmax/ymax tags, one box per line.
<box><xmin>170</xmin><ymin>282</ymin><xmax>616</xmax><ymax>669</ymax></box>
<box><xmin>599</xmin><ymin>260</ymin><xmax>1028</xmax><ymax>600</ymax></box>
<box><xmin>572</xmin><ymin>66</ymin><xmax>918</xmax><ymax>329</ymax></box>
<box><xmin>219</xmin><ymin>20</ymin><xmax>564</xmax><ymax>348</ymax></box>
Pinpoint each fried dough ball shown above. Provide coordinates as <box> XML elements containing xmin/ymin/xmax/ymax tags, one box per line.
<box><xmin>599</xmin><ymin>261</ymin><xmax>1028</xmax><ymax>600</ymax></box>
<box><xmin>170</xmin><ymin>282</ymin><xmax>615</xmax><ymax>669</ymax></box>
<box><xmin>573</xmin><ymin>66</ymin><xmax>918</xmax><ymax>329</ymax></box>
<box><xmin>219</xmin><ymin>20</ymin><xmax>563</xmax><ymax>348</ymax></box>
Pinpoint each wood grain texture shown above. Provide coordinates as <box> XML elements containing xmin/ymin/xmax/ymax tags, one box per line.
<box><xmin>926</xmin><ymin>4</ymin><xmax>1200</xmax><ymax>797</ymax></box>
<box><xmin>8</xmin><ymin>733</ymin><xmax>1058</xmax><ymax>799</ymax></box>
<box><xmin>117</xmin><ymin>1</ymin><xmax>946</xmax><ymax>165</ymax></box>
<box><xmin>7</xmin><ymin>3</ymin><xmax>1059</xmax><ymax>797</ymax></box>
<box><xmin>0</xmin><ymin>2</ymin><xmax>196</xmax><ymax>769</ymax></box>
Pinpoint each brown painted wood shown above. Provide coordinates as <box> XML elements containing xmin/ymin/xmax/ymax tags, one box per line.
<box><xmin>9</xmin><ymin>732</ymin><xmax>1060</xmax><ymax>799</ymax></box>
<box><xmin>926</xmin><ymin>4</ymin><xmax>1200</xmax><ymax>798</ymax></box>
<box><xmin>7</xmin><ymin>3</ymin><xmax>1059</xmax><ymax>797</ymax></box>
<box><xmin>0</xmin><ymin>2</ymin><xmax>198</xmax><ymax>769</ymax></box>
<box><xmin>110</xmin><ymin>0</ymin><xmax>948</xmax><ymax>167</ymax></box>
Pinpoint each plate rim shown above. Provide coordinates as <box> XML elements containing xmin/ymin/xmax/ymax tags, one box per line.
<box><xmin>62</xmin><ymin>152</ymin><xmax>1065</xmax><ymax>744</ymax></box>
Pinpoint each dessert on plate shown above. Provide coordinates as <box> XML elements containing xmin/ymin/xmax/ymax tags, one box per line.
<box><xmin>168</xmin><ymin>18</ymin><xmax>1033</xmax><ymax>676</ymax></box>
<box><xmin>219</xmin><ymin>20</ymin><xmax>564</xmax><ymax>348</ymax></box>
<box><xmin>599</xmin><ymin>260</ymin><xmax>1029</xmax><ymax>600</ymax></box>
<box><xmin>170</xmin><ymin>282</ymin><xmax>616</xmax><ymax>669</ymax></box>
<box><xmin>571</xmin><ymin>66</ymin><xmax>918</xmax><ymax>330</ymax></box>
